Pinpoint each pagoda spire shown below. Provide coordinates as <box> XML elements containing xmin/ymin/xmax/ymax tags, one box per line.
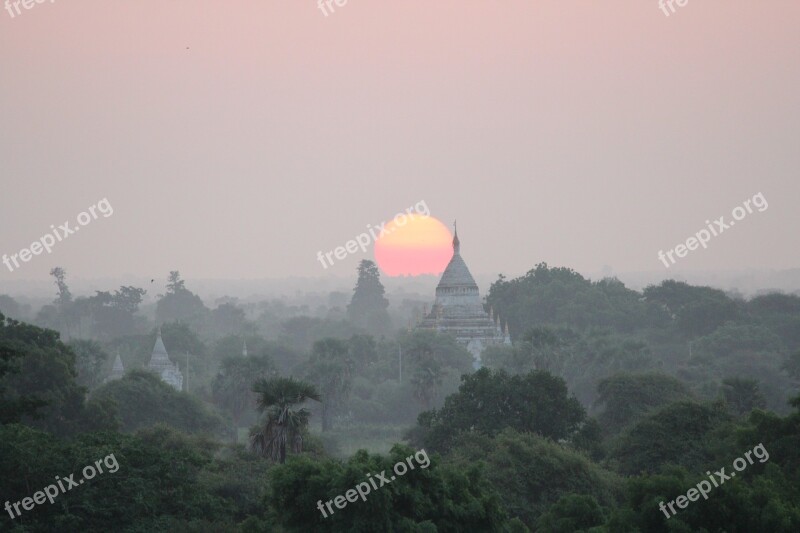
<box><xmin>452</xmin><ymin>220</ymin><xmax>460</xmax><ymax>254</ymax></box>
<box><xmin>242</xmin><ymin>339</ymin><xmax>248</xmax><ymax>357</ymax></box>
<box><xmin>107</xmin><ymin>350</ymin><xmax>125</xmax><ymax>382</ymax></box>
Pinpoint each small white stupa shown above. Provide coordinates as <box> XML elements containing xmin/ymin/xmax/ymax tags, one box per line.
<box><xmin>147</xmin><ymin>328</ymin><xmax>184</xmax><ymax>391</ymax></box>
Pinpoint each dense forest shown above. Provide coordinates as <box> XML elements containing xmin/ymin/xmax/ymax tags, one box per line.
<box><xmin>1</xmin><ymin>262</ymin><xmax>799</xmax><ymax>531</ymax></box>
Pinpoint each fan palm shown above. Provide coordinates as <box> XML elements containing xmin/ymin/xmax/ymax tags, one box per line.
<box><xmin>249</xmin><ymin>377</ymin><xmax>320</xmax><ymax>463</ymax></box>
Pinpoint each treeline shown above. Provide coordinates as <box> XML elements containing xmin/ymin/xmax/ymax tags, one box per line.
<box><xmin>2</xmin><ymin>261</ymin><xmax>800</xmax><ymax>530</ymax></box>
<box><xmin>485</xmin><ymin>263</ymin><xmax>800</xmax><ymax>413</ymax></box>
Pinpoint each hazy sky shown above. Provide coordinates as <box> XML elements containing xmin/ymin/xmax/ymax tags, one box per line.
<box><xmin>2</xmin><ymin>1</ymin><xmax>799</xmax><ymax>283</ymax></box>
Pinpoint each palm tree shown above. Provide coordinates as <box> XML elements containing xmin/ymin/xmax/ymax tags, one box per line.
<box><xmin>721</xmin><ymin>377</ymin><xmax>766</xmax><ymax>417</ymax></box>
<box><xmin>249</xmin><ymin>377</ymin><xmax>320</xmax><ymax>463</ymax></box>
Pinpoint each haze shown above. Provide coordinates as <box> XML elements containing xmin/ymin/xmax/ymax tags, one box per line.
<box><xmin>1</xmin><ymin>1</ymin><xmax>799</xmax><ymax>286</ymax></box>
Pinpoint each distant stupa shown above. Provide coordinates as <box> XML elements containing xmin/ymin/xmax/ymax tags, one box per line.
<box><xmin>417</xmin><ymin>223</ymin><xmax>510</xmax><ymax>368</ymax></box>
<box><xmin>147</xmin><ymin>328</ymin><xmax>184</xmax><ymax>391</ymax></box>
<box><xmin>106</xmin><ymin>351</ymin><xmax>126</xmax><ymax>382</ymax></box>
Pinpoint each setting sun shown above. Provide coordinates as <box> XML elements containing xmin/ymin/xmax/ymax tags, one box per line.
<box><xmin>374</xmin><ymin>215</ymin><xmax>453</xmax><ymax>276</ymax></box>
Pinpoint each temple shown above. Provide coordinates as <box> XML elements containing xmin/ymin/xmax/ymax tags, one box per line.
<box><xmin>106</xmin><ymin>351</ymin><xmax>126</xmax><ymax>382</ymax></box>
<box><xmin>147</xmin><ymin>328</ymin><xmax>184</xmax><ymax>391</ymax></box>
<box><xmin>417</xmin><ymin>223</ymin><xmax>510</xmax><ymax>367</ymax></box>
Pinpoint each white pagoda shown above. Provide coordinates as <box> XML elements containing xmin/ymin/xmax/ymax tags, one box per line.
<box><xmin>147</xmin><ymin>328</ymin><xmax>184</xmax><ymax>391</ymax></box>
<box><xmin>417</xmin><ymin>224</ymin><xmax>510</xmax><ymax>367</ymax></box>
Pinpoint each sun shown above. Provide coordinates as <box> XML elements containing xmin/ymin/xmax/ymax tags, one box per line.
<box><xmin>374</xmin><ymin>215</ymin><xmax>453</xmax><ymax>276</ymax></box>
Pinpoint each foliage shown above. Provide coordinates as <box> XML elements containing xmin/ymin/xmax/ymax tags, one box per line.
<box><xmin>487</xmin><ymin>263</ymin><xmax>665</xmax><ymax>338</ymax></box>
<box><xmin>212</xmin><ymin>353</ymin><xmax>276</xmax><ymax>429</ymax></box>
<box><xmin>305</xmin><ymin>338</ymin><xmax>354</xmax><ymax>431</ymax></box>
<box><xmin>267</xmin><ymin>444</ymin><xmax>509</xmax><ymax>532</ymax></box>
<box><xmin>594</xmin><ymin>373</ymin><xmax>692</xmax><ymax>436</ymax></box>
<box><xmin>0</xmin><ymin>294</ymin><xmax>25</xmax><ymax>319</ymax></box>
<box><xmin>92</xmin><ymin>370</ymin><xmax>224</xmax><ymax>435</ymax></box>
<box><xmin>68</xmin><ymin>339</ymin><xmax>110</xmax><ymax>390</ymax></box>
<box><xmin>642</xmin><ymin>280</ymin><xmax>743</xmax><ymax>338</ymax></box>
<box><xmin>413</xmin><ymin>368</ymin><xmax>587</xmax><ymax>452</ymax></box>
<box><xmin>156</xmin><ymin>270</ymin><xmax>209</xmax><ymax>326</ymax></box>
<box><xmin>608</xmin><ymin>400</ymin><xmax>730</xmax><ymax>476</ymax></box>
<box><xmin>347</xmin><ymin>260</ymin><xmax>391</xmax><ymax>335</ymax></box>
<box><xmin>0</xmin><ymin>313</ymin><xmax>114</xmax><ymax>436</ymax></box>
<box><xmin>0</xmin><ymin>424</ymin><xmax>257</xmax><ymax>531</ymax></box>
<box><xmin>536</xmin><ymin>494</ymin><xmax>606</xmax><ymax>533</ymax></box>
<box><xmin>721</xmin><ymin>377</ymin><xmax>767</xmax><ymax>417</ymax></box>
<box><xmin>445</xmin><ymin>429</ymin><xmax>621</xmax><ymax>530</ymax></box>
<box><xmin>250</xmin><ymin>377</ymin><xmax>320</xmax><ymax>463</ymax></box>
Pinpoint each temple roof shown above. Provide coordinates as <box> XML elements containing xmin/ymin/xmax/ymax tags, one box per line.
<box><xmin>112</xmin><ymin>352</ymin><xmax>124</xmax><ymax>373</ymax></box>
<box><xmin>437</xmin><ymin>224</ymin><xmax>477</xmax><ymax>288</ymax></box>
<box><xmin>148</xmin><ymin>328</ymin><xmax>174</xmax><ymax>370</ymax></box>
<box><xmin>107</xmin><ymin>351</ymin><xmax>126</xmax><ymax>382</ymax></box>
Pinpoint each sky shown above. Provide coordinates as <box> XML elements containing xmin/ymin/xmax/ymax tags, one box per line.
<box><xmin>1</xmin><ymin>1</ymin><xmax>799</xmax><ymax>285</ymax></box>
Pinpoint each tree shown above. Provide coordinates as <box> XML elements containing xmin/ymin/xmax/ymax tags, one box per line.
<box><xmin>486</xmin><ymin>263</ymin><xmax>663</xmax><ymax>337</ymax></box>
<box><xmin>212</xmin><ymin>354</ymin><xmax>276</xmax><ymax>431</ymax></box>
<box><xmin>721</xmin><ymin>377</ymin><xmax>766</xmax><ymax>416</ymax></box>
<box><xmin>0</xmin><ymin>294</ymin><xmax>23</xmax><ymax>319</ymax></box>
<box><xmin>36</xmin><ymin>267</ymin><xmax>79</xmax><ymax>339</ymax></box>
<box><xmin>267</xmin><ymin>444</ymin><xmax>509</xmax><ymax>532</ymax></box>
<box><xmin>536</xmin><ymin>494</ymin><xmax>606</xmax><ymax>533</ymax></box>
<box><xmin>445</xmin><ymin>429</ymin><xmax>619</xmax><ymax>530</ymax></box>
<box><xmin>305</xmin><ymin>338</ymin><xmax>354</xmax><ymax>431</ymax></box>
<box><xmin>249</xmin><ymin>377</ymin><xmax>320</xmax><ymax>463</ymax></box>
<box><xmin>69</xmin><ymin>339</ymin><xmax>110</xmax><ymax>390</ymax></box>
<box><xmin>594</xmin><ymin>373</ymin><xmax>692</xmax><ymax>436</ymax></box>
<box><xmin>209</xmin><ymin>302</ymin><xmax>253</xmax><ymax>338</ymax></box>
<box><xmin>92</xmin><ymin>370</ymin><xmax>223</xmax><ymax>435</ymax></box>
<box><xmin>410</xmin><ymin>356</ymin><xmax>443</xmax><ymax>410</ymax></box>
<box><xmin>0</xmin><ymin>314</ymin><xmax>115</xmax><ymax>436</ymax></box>
<box><xmin>0</xmin><ymin>313</ymin><xmax>48</xmax><ymax>424</ymax></box>
<box><xmin>784</xmin><ymin>349</ymin><xmax>800</xmax><ymax>380</ymax></box>
<box><xmin>608</xmin><ymin>400</ymin><xmax>730</xmax><ymax>476</ymax></box>
<box><xmin>413</xmin><ymin>368</ymin><xmax>587</xmax><ymax>452</ymax></box>
<box><xmin>643</xmin><ymin>280</ymin><xmax>742</xmax><ymax>338</ymax></box>
<box><xmin>0</xmin><ymin>423</ymin><xmax>251</xmax><ymax>531</ymax></box>
<box><xmin>156</xmin><ymin>271</ymin><xmax>209</xmax><ymax>326</ymax></box>
<box><xmin>51</xmin><ymin>266</ymin><xmax>72</xmax><ymax>305</ymax></box>
<box><xmin>347</xmin><ymin>260</ymin><xmax>391</xmax><ymax>334</ymax></box>
<box><xmin>76</xmin><ymin>286</ymin><xmax>148</xmax><ymax>340</ymax></box>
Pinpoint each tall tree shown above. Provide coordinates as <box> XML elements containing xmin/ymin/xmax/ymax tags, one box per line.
<box><xmin>413</xmin><ymin>368</ymin><xmax>587</xmax><ymax>452</ymax></box>
<box><xmin>347</xmin><ymin>260</ymin><xmax>391</xmax><ymax>334</ymax></box>
<box><xmin>92</xmin><ymin>370</ymin><xmax>223</xmax><ymax>435</ymax></box>
<box><xmin>156</xmin><ymin>271</ymin><xmax>209</xmax><ymax>326</ymax></box>
<box><xmin>305</xmin><ymin>338</ymin><xmax>353</xmax><ymax>431</ymax></box>
<box><xmin>212</xmin><ymin>354</ymin><xmax>276</xmax><ymax>432</ymax></box>
<box><xmin>721</xmin><ymin>376</ymin><xmax>767</xmax><ymax>416</ymax></box>
<box><xmin>0</xmin><ymin>314</ymin><xmax>115</xmax><ymax>435</ymax></box>
<box><xmin>68</xmin><ymin>339</ymin><xmax>109</xmax><ymax>390</ymax></box>
<box><xmin>84</xmin><ymin>285</ymin><xmax>147</xmax><ymax>340</ymax></box>
<box><xmin>249</xmin><ymin>377</ymin><xmax>320</xmax><ymax>463</ymax></box>
<box><xmin>594</xmin><ymin>373</ymin><xmax>692</xmax><ymax>436</ymax></box>
<box><xmin>38</xmin><ymin>267</ymin><xmax>78</xmax><ymax>339</ymax></box>
<box><xmin>50</xmin><ymin>266</ymin><xmax>72</xmax><ymax>305</ymax></box>
<box><xmin>0</xmin><ymin>295</ymin><xmax>22</xmax><ymax>319</ymax></box>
